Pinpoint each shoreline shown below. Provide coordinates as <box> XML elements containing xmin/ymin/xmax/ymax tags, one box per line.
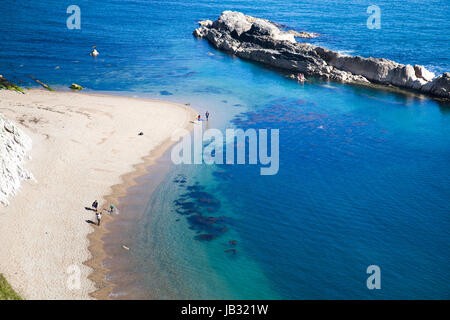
<box><xmin>0</xmin><ymin>88</ymin><xmax>197</xmax><ymax>299</ymax></box>
<box><xmin>85</xmin><ymin>135</ymin><xmax>187</xmax><ymax>299</ymax></box>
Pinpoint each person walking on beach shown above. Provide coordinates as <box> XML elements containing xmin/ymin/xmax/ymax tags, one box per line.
<box><xmin>205</xmin><ymin>111</ymin><xmax>210</xmax><ymax>121</ymax></box>
<box><xmin>197</xmin><ymin>114</ymin><xmax>201</xmax><ymax>122</ymax></box>
<box><xmin>96</xmin><ymin>212</ymin><xmax>102</xmax><ymax>226</ymax></box>
<box><xmin>110</xmin><ymin>204</ymin><xmax>115</xmax><ymax>214</ymax></box>
<box><xmin>92</xmin><ymin>200</ymin><xmax>98</xmax><ymax>212</ymax></box>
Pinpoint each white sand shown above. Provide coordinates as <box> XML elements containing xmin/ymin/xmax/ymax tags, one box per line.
<box><xmin>0</xmin><ymin>89</ymin><xmax>195</xmax><ymax>299</ymax></box>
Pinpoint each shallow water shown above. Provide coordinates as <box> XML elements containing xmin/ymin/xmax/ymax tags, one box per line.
<box><xmin>1</xmin><ymin>0</ymin><xmax>449</xmax><ymax>299</ymax></box>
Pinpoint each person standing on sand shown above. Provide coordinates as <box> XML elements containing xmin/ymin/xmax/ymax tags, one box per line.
<box><xmin>96</xmin><ymin>212</ymin><xmax>102</xmax><ymax>226</ymax></box>
<box><xmin>197</xmin><ymin>114</ymin><xmax>201</xmax><ymax>121</ymax></box>
<box><xmin>92</xmin><ymin>200</ymin><xmax>98</xmax><ymax>212</ymax></box>
<box><xmin>205</xmin><ymin>111</ymin><xmax>210</xmax><ymax>121</ymax></box>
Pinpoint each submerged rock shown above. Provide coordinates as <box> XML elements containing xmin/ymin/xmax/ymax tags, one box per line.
<box><xmin>196</xmin><ymin>234</ymin><xmax>217</xmax><ymax>241</ymax></box>
<box><xmin>28</xmin><ymin>76</ymin><xmax>54</xmax><ymax>91</ymax></box>
<box><xmin>193</xmin><ymin>11</ymin><xmax>450</xmax><ymax>99</ymax></box>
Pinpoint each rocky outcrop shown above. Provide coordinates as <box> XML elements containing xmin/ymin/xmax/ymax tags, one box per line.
<box><xmin>194</xmin><ymin>11</ymin><xmax>449</xmax><ymax>99</ymax></box>
<box><xmin>422</xmin><ymin>73</ymin><xmax>450</xmax><ymax>98</ymax></box>
<box><xmin>0</xmin><ymin>114</ymin><xmax>33</xmax><ymax>206</ymax></box>
<box><xmin>0</xmin><ymin>75</ymin><xmax>25</xmax><ymax>93</ymax></box>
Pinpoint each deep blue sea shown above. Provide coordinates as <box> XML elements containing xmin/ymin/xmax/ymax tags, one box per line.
<box><xmin>1</xmin><ymin>0</ymin><xmax>449</xmax><ymax>299</ymax></box>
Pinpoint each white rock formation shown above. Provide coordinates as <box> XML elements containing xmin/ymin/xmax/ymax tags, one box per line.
<box><xmin>194</xmin><ymin>11</ymin><xmax>450</xmax><ymax>99</ymax></box>
<box><xmin>0</xmin><ymin>113</ymin><xmax>33</xmax><ymax>206</ymax></box>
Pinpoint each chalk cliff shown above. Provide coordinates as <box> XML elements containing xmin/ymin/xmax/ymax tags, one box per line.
<box><xmin>0</xmin><ymin>113</ymin><xmax>33</xmax><ymax>206</ymax></box>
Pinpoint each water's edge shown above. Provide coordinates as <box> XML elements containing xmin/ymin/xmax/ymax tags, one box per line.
<box><xmin>83</xmin><ymin>99</ymin><xmax>196</xmax><ymax>300</ymax></box>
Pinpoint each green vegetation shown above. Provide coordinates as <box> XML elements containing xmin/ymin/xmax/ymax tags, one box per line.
<box><xmin>0</xmin><ymin>274</ymin><xmax>22</xmax><ymax>300</ymax></box>
<box><xmin>0</xmin><ymin>75</ymin><xmax>25</xmax><ymax>94</ymax></box>
<box><xmin>30</xmin><ymin>77</ymin><xmax>54</xmax><ymax>91</ymax></box>
<box><xmin>69</xmin><ymin>83</ymin><xmax>83</xmax><ymax>90</ymax></box>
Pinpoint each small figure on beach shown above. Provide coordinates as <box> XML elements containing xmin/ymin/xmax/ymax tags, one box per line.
<box><xmin>296</xmin><ymin>73</ymin><xmax>305</xmax><ymax>83</ymax></box>
<box><xmin>109</xmin><ymin>204</ymin><xmax>115</xmax><ymax>214</ymax></box>
<box><xmin>92</xmin><ymin>200</ymin><xmax>98</xmax><ymax>212</ymax></box>
<box><xmin>90</xmin><ymin>46</ymin><xmax>99</xmax><ymax>57</ymax></box>
<box><xmin>197</xmin><ymin>114</ymin><xmax>201</xmax><ymax>121</ymax></box>
<box><xmin>205</xmin><ymin>111</ymin><xmax>210</xmax><ymax>121</ymax></box>
<box><xmin>96</xmin><ymin>212</ymin><xmax>102</xmax><ymax>226</ymax></box>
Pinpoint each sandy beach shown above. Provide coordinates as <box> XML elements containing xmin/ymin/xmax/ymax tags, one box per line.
<box><xmin>0</xmin><ymin>89</ymin><xmax>195</xmax><ymax>299</ymax></box>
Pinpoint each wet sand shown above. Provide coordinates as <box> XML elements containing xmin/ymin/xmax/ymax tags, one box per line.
<box><xmin>86</xmin><ymin>139</ymin><xmax>179</xmax><ymax>299</ymax></box>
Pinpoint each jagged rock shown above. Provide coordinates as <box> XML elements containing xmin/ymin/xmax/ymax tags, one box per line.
<box><xmin>198</xmin><ymin>20</ymin><xmax>213</xmax><ymax>27</ymax></box>
<box><xmin>414</xmin><ymin>65</ymin><xmax>435</xmax><ymax>82</ymax></box>
<box><xmin>193</xmin><ymin>11</ymin><xmax>449</xmax><ymax>99</ymax></box>
<box><xmin>422</xmin><ymin>72</ymin><xmax>450</xmax><ymax>97</ymax></box>
<box><xmin>250</xmin><ymin>20</ymin><xmax>296</xmax><ymax>43</ymax></box>
<box><xmin>212</xmin><ymin>11</ymin><xmax>252</xmax><ymax>36</ymax></box>
<box><xmin>0</xmin><ymin>114</ymin><xmax>33</xmax><ymax>206</ymax></box>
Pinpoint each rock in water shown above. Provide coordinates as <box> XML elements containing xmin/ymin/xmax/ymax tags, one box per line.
<box><xmin>0</xmin><ymin>114</ymin><xmax>34</xmax><ymax>206</ymax></box>
<box><xmin>414</xmin><ymin>65</ymin><xmax>435</xmax><ymax>82</ymax></box>
<box><xmin>69</xmin><ymin>83</ymin><xmax>83</xmax><ymax>90</ymax></box>
<box><xmin>422</xmin><ymin>72</ymin><xmax>450</xmax><ymax>97</ymax></box>
<box><xmin>198</xmin><ymin>20</ymin><xmax>213</xmax><ymax>27</ymax></box>
<box><xmin>0</xmin><ymin>75</ymin><xmax>25</xmax><ymax>93</ymax></box>
<box><xmin>193</xmin><ymin>11</ymin><xmax>449</xmax><ymax>99</ymax></box>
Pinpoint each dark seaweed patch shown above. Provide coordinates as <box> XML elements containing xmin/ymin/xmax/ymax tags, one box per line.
<box><xmin>173</xmin><ymin>181</ymin><xmax>229</xmax><ymax>241</ymax></box>
<box><xmin>192</xmin><ymin>86</ymin><xmax>231</xmax><ymax>95</ymax></box>
<box><xmin>230</xmin><ymin>99</ymin><xmax>326</xmax><ymax>130</ymax></box>
<box><xmin>173</xmin><ymin>174</ymin><xmax>187</xmax><ymax>185</ymax></box>
<box><xmin>195</xmin><ymin>234</ymin><xmax>217</xmax><ymax>241</ymax></box>
<box><xmin>184</xmin><ymin>71</ymin><xmax>197</xmax><ymax>77</ymax></box>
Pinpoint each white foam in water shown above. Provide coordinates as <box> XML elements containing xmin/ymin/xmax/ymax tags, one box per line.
<box><xmin>337</xmin><ymin>50</ymin><xmax>355</xmax><ymax>56</ymax></box>
<box><xmin>0</xmin><ymin>113</ymin><xmax>34</xmax><ymax>206</ymax></box>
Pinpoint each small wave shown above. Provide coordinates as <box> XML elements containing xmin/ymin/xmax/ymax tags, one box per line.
<box><xmin>337</xmin><ymin>50</ymin><xmax>355</xmax><ymax>56</ymax></box>
<box><xmin>423</xmin><ymin>65</ymin><xmax>445</xmax><ymax>76</ymax></box>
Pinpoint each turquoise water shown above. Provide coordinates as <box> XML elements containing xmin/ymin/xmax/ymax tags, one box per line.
<box><xmin>1</xmin><ymin>1</ymin><xmax>449</xmax><ymax>299</ymax></box>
